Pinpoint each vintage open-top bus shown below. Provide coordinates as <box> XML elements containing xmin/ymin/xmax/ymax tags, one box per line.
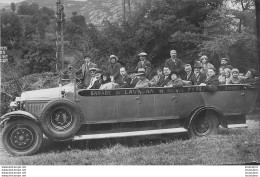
<box><xmin>0</xmin><ymin>75</ymin><xmax>259</xmax><ymax>156</ymax></box>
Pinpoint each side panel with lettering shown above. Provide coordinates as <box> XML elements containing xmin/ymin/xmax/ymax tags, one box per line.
<box><xmin>154</xmin><ymin>88</ymin><xmax>175</xmax><ymax>117</ymax></box>
<box><xmin>139</xmin><ymin>88</ymin><xmax>155</xmax><ymax>118</ymax></box>
<box><xmin>77</xmin><ymin>93</ymin><xmax>101</xmax><ymax>122</ymax></box>
<box><xmin>118</xmin><ymin>89</ymin><xmax>139</xmax><ymax>120</ymax></box>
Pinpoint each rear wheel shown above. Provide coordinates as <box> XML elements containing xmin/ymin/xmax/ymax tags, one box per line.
<box><xmin>1</xmin><ymin>119</ymin><xmax>43</xmax><ymax>156</ymax></box>
<box><xmin>189</xmin><ymin>112</ymin><xmax>219</xmax><ymax>137</ymax></box>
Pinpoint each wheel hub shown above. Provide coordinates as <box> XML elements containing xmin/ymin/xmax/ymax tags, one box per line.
<box><xmin>50</xmin><ymin>108</ymin><xmax>73</xmax><ymax>131</ymax></box>
<box><xmin>10</xmin><ymin>128</ymin><xmax>34</xmax><ymax>150</ymax></box>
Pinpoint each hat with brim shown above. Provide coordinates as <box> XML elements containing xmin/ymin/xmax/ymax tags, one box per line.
<box><xmin>194</xmin><ymin>61</ymin><xmax>203</xmax><ymax>68</ymax></box>
<box><xmin>89</xmin><ymin>68</ymin><xmax>98</xmax><ymax>72</ymax></box>
<box><xmin>220</xmin><ymin>57</ymin><xmax>230</xmax><ymax>62</ymax></box>
<box><xmin>109</xmin><ymin>55</ymin><xmax>118</xmax><ymax>61</ymax></box>
<box><xmin>138</xmin><ymin>52</ymin><xmax>147</xmax><ymax>57</ymax></box>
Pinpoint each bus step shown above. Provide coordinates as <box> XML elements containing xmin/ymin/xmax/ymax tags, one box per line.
<box><xmin>73</xmin><ymin>128</ymin><xmax>187</xmax><ymax>141</ymax></box>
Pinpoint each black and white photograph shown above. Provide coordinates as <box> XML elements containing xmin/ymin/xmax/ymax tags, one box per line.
<box><xmin>0</xmin><ymin>0</ymin><xmax>259</xmax><ymax>176</ymax></box>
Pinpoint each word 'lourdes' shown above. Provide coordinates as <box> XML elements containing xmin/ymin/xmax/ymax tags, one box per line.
<box><xmin>77</xmin><ymin>85</ymin><xmax>246</xmax><ymax>97</ymax></box>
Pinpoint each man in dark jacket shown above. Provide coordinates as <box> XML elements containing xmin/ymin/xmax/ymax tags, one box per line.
<box><xmin>76</xmin><ymin>55</ymin><xmax>97</xmax><ymax>88</ymax></box>
<box><xmin>157</xmin><ymin>66</ymin><xmax>171</xmax><ymax>87</ymax></box>
<box><xmin>164</xmin><ymin>50</ymin><xmax>185</xmax><ymax>76</ymax></box>
<box><xmin>200</xmin><ymin>68</ymin><xmax>220</xmax><ymax>92</ymax></box>
<box><xmin>193</xmin><ymin>61</ymin><xmax>206</xmax><ymax>85</ymax></box>
<box><xmin>116</xmin><ymin>67</ymin><xmax>131</xmax><ymax>88</ymax></box>
<box><xmin>135</xmin><ymin>52</ymin><xmax>152</xmax><ymax>79</ymax></box>
<box><xmin>107</xmin><ymin>55</ymin><xmax>121</xmax><ymax>83</ymax></box>
<box><xmin>220</xmin><ymin>58</ymin><xmax>233</xmax><ymax>70</ymax></box>
<box><xmin>128</xmin><ymin>70</ymin><xmax>139</xmax><ymax>88</ymax></box>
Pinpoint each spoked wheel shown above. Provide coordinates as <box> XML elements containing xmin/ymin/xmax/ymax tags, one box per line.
<box><xmin>189</xmin><ymin>112</ymin><xmax>219</xmax><ymax>137</ymax></box>
<box><xmin>40</xmin><ymin>100</ymin><xmax>82</xmax><ymax>141</ymax></box>
<box><xmin>1</xmin><ymin>119</ymin><xmax>43</xmax><ymax>156</ymax></box>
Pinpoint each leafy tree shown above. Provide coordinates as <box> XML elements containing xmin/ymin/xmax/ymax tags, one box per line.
<box><xmin>21</xmin><ymin>39</ymin><xmax>56</xmax><ymax>74</ymax></box>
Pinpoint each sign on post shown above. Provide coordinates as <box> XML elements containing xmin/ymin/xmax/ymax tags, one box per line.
<box><xmin>0</xmin><ymin>46</ymin><xmax>8</xmax><ymax>63</ymax></box>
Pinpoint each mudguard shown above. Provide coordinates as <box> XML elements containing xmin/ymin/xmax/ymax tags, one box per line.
<box><xmin>0</xmin><ymin>110</ymin><xmax>39</xmax><ymax>127</ymax></box>
<box><xmin>184</xmin><ymin>106</ymin><xmax>226</xmax><ymax>129</ymax></box>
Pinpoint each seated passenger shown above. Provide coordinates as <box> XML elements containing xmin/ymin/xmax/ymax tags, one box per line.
<box><xmin>199</xmin><ymin>55</ymin><xmax>215</xmax><ymax>74</ymax></box>
<box><xmin>181</xmin><ymin>64</ymin><xmax>194</xmax><ymax>84</ymax></box>
<box><xmin>224</xmin><ymin>68</ymin><xmax>231</xmax><ymax>84</ymax></box>
<box><xmin>165</xmin><ymin>71</ymin><xmax>183</xmax><ymax>88</ymax></box>
<box><xmin>220</xmin><ymin>57</ymin><xmax>233</xmax><ymax>70</ymax></box>
<box><xmin>135</xmin><ymin>69</ymin><xmax>150</xmax><ymax>88</ymax></box>
<box><xmin>87</xmin><ymin>68</ymin><xmax>98</xmax><ymax>89</ymax></box>
<box><xmin>218</xmin><ymin>66</ymin><xmax>226</xmax><ymax>84</ymax></box>
<box><xmin>157</xmin><ymin>66</ymin><xmax>171</xmax><ymax>87</ymax></box>
<box><xmin>200</xmin><ymin>68</ymin><xmax>220</xmax><ymax>92</ymax></box>
<box><xmin>241</xmin><ymin>68</ymin><xmax>258</xmax><ymax>84</ymax></box>
<box><xmin>99</xmin><ymin>71</ymin><xmax>118</xmax><ymax>90</ymax></box>
<box><xmin>129</xmin><ymin>70</ymin><xmax>139</xmax><ymax>88</ymax></box>
<box><xmin>193</xmin><ymin>61</ymin><xmax>206</xmax><ymax>85</ymax></box>
<box><xmin>89</xmin><ymin>70</ymin><xmax>102</xmax><ymax>89</ymax></box>
<box><xmin>226</xmin><ymin>68</ymin><xmax>242</xmax><ymax>84</ymax></box>
<box><xmin>149</xmin><ymin>68</ymin><xmax>163</xmax><ymax>87</ymax></box>
<box><xmin>116</xmin><ymin>67</ymin><xmax>131</xmax><ymax>88</ymax></box>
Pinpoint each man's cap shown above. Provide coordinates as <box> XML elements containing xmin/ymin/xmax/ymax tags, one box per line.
<box><xmin>220</xmin><ymin>57</ymin><xmax>230</xmax><ymax>62</ymax></box>
<box><xmin>138</xmin><ymin>52</ymin><xmax>147</xmax><ymax>56</ymax></box>
<box><xmin>84</xmin><ymin>55</ymin><xmax>91</xmax><ymax>59</ymax></box>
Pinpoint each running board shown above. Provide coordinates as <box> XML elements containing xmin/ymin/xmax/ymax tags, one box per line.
<box><xmin>73</xmin><ymin>128</ymin><xmax>188</xmax><ymax>141</ymax></box>
<box><xmin>227</xmin><ymin>124</ymin><xmax>248</xmax><ymax>129</ymax></box>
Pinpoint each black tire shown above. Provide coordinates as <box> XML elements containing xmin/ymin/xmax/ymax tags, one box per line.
<box><xmin>39</xmin><ymin>99</ymin><xmax>82</xmax><ymax>141</ymax></box>
<box><xmin>1</xmin><ymin>119</ymin><xmax>43</xmax><ymax>156</ymax></box>
<box><xmin>189</xmin><ymin>112</ymin><xmax>219</xmax><ymax>138</ymax></box>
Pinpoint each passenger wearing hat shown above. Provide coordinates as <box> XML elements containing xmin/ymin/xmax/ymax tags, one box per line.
<box><xmin>199</xmin><ymin>68</ymin><xmax>220</xmax><ymax>92</ymax></box>
<box><xmin>76</xmin><ymin>55</ymin><xmax>97</xmax><ymax>88</ymax></box>
<box><xmin>220</xmin><ymin>58</ymin><xmax>233</xmax><ymax>70</ymax></box>
<box><xmin>149</xmin><ymin>68</ymin><xmax>163</xmax><ymax>87</ymax></box>
<box><xmin>165</xmin><ymin>70</ymin><xmax>183</xmax><ymax>88</ymax></box>
<box><xmin>193</xmin><ymin>61</ymin><xmax>206</xmax><ymax>85</ymax></box>
<box><xmin>107</xmin><ymin>55</ymin><xmax>121</xmax><ymax>83</ymax></box>
<box><xmin>199</xmin><ymin>55</ymin><xmax>215</xmax><ymax>74</ymax></box>
<box><xmin>135</xmin><ymin>68</ymin><xmax>150</xmax><ymax>88</ymax></box>
<box><xmin>226</xmin><ymin>68</ymin><xmax>242</xmax><ymax>84</ymax></box>
<box><xmin>87</xmin><ymin>68</ymin><xmax>98</xmax><ymax>89</ymax></box>
<box><xmin>135</xmin><ymin>52</ymin><xmax>152</xmax><ymax>79</ymax></box>
<box><xmin>164</xmin><ymin>50</ymin><xmax>185</xmax><ymax>76</ymax></box>
<box><xmin>128</xmin><ymin>70</ymin><xmax>139</xmax><ymax>88</ymax></box>
<box><xmin>89</xmin><ymin>70</ymin><xmax>103</xmax><ymax>89</ymax></box>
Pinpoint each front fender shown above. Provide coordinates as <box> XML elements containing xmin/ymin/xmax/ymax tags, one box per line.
<box><xmin>0</xmin><ymin>110</ymin><xmax>39</xmax><ymax>126</ymax></box>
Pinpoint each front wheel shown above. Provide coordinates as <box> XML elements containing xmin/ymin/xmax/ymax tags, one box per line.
<box><xmin>1</xmin><ymin>119</ymin><xmax>43</xmax><ymax>156</ymax></box>
<box><xmin>189</xmin><ymin>112</ymin><xmax>219</xmax><ymax>137</ymax></box>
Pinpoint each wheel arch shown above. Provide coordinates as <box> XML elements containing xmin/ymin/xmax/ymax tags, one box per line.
<box><xmin>184</xmin><ymin>106</ymin><xmax>226</xmax><ymax>129</ymax></box>
<box><xmin>0</xmin><ymin>111</ymin><xmax>40</xmax><ymax>127</ymax></box>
